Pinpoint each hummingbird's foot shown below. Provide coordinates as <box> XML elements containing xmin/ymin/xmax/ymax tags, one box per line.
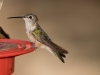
<box><xmin>30</xmin><ymin>42</ymin><xmax>37</xmax><ymax>50</ymax></box>
<box><xmin>24</xmin><ymin>43</ymin><xmax>37</xmax><ymax>50</ymax></box>
<box><xmin>30</xmin><ymin>45</ymin><xmax>37</xmax><ymax>50</ymax></box>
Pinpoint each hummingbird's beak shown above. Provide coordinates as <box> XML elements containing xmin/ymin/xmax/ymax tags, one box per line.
<box><xmin>7</xmin><ymin>16</ymin><xmax>24</xmax><ymax>19</ymax></box>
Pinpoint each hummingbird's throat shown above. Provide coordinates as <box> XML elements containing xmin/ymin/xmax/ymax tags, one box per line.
<box><xmin>25</xmin><ymin>21</ymin><xmax>37</xmax><ymax>31</ymax></box>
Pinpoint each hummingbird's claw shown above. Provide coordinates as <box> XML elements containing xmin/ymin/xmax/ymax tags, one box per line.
<box><xmin>24</xmin><ymin>43</ymin><xmax>37</xmax><ymax>50</ymax></box>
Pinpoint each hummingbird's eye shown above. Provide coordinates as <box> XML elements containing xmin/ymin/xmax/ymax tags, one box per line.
<box><xmin>28</xmin><ymin>16</ymin><xmax>32</xmax><ymax>19</ymax></box>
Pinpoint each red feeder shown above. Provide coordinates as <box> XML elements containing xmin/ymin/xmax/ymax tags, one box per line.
<box><xmin>0</xmin><ymin>39</ymin><xmax>35</xmax><ymax>75</ymax></box>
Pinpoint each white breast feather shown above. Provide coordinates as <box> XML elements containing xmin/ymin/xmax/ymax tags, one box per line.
<box><xmin>31</xmin><ymin>25</ymin><xmax>36</xmax><ymax>31</ymax></box>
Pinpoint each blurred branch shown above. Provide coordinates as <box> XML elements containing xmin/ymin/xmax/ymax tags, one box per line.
<box><xmin>0</xmin><ymin>0</ymin><xmax>3</xmax><ymax>10</ymax></box>
<box><xmin>0</xmin><ymin>27</ymin><xmax>10</xmax><ymax>39</ymax></box>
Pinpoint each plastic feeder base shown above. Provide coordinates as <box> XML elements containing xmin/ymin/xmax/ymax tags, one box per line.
<box><xmin>0</xmin><ymin>57</ymin><xmax>14</xmax><ymax>75</ymax></box>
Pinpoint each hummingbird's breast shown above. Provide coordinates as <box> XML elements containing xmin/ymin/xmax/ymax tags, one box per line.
<box><xmin>27</xmin><ymin>31</ymin><xmax>36</xmax><ymax>42</ymax></box>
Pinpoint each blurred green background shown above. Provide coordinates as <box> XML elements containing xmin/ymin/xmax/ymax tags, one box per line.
<box><xmin>0</xmin><ymin>0</ymin><xmax>100</xmax><ymax>75</ymax></box>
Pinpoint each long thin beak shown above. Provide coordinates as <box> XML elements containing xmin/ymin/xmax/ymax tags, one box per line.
<box><xmin>7</xmin><ymin>16</ymin><xmax>24</xmax><ymax>19</ymax></box>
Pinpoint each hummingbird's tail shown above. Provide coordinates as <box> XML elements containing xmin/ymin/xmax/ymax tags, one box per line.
<box><xmin>46</xmin><ymin>46</ymin><xmax>66</xmax><ymax>63</ymax></box>
<box><xmin>50</xmin><ymin>42</ymin><xmax>68</xmax><ymax>63</ymax></box>
<box><xmin>51</xmin><ymin>48</ymin><xmax>66</xmax><ymax>63</ymax></box>
<box><xmin>44</xmin><ymin>40</ymin><xmax>68</xmax><ymax>63</ymax></box>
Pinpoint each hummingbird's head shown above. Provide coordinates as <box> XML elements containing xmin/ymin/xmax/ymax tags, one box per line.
<box><xmin>8</xmin><ymin>13</ymin><xmax>38</xmax><ymax>24</ymax></box>
<box><xmin>23</xmin><ymin>13</ymin><xmax>38</xmax><ymax>23</ymax></box>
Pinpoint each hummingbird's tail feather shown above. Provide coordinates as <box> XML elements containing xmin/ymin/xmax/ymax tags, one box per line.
<box><xmin>42</xmin><ymin>39</ymin><xmax>68</xmax><ymax>63</ymax></box>
<box><xmin>51</xmin><ymin>47</ymin><xmax>66</xmax><ymax>63</ymax></box>
<box><xmin>46</xmin><ymin>46</ymin><xmax>65</xmax><ymax>63</ymax></box>
<box><xmin>59</xmin><ymin>52</ymin><xmax>66</xmax><ymax>58</ymax></box>
<box><xmin>54</xmin><ymin>50</ymin><xmax>65</xmax><ymax>63</ymax></box>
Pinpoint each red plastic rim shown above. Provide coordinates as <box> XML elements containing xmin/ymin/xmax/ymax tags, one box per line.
<box><xmin>0</xmin><ymin>39</ymin><xmax>35</xmax><ymax>58</ymax></box>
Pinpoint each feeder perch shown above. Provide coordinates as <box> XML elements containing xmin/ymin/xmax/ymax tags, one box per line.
<box><xmin>0</xmin><ymin>39</ymin><xmax>35</xmax><ymax>75</ymax></box>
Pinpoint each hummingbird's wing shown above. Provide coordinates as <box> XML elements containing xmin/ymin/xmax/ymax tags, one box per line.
<box><xmin>31</xmin><ymin>26</ymin><xmax>68</xmax><ymax>63</ymax></box>
<box><xmin>40</xmin><ymin>34</ymin><xmax>68</xmax><ymax>63</ymax></box>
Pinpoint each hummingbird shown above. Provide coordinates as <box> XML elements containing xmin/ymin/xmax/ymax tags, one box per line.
<box><xmin>0</xmin><ymin>26</ymin><xmax>10</xmax><ymax>39</ymax></box>
<box><xmin>8</xmin><ymin>13</ymin><xmax>68</xmax><ymax>63</ymax></box>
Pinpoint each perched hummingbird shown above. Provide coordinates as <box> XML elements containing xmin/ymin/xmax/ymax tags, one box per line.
<box><xmin>0</xmin><ymin>26</ymin><xmax>10</xmax><ymax>39</ymax></box>
<box><xmin>8</xmin><ymin>13</ymin><xmax>68</xmax><ymax>63</ymax></box>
